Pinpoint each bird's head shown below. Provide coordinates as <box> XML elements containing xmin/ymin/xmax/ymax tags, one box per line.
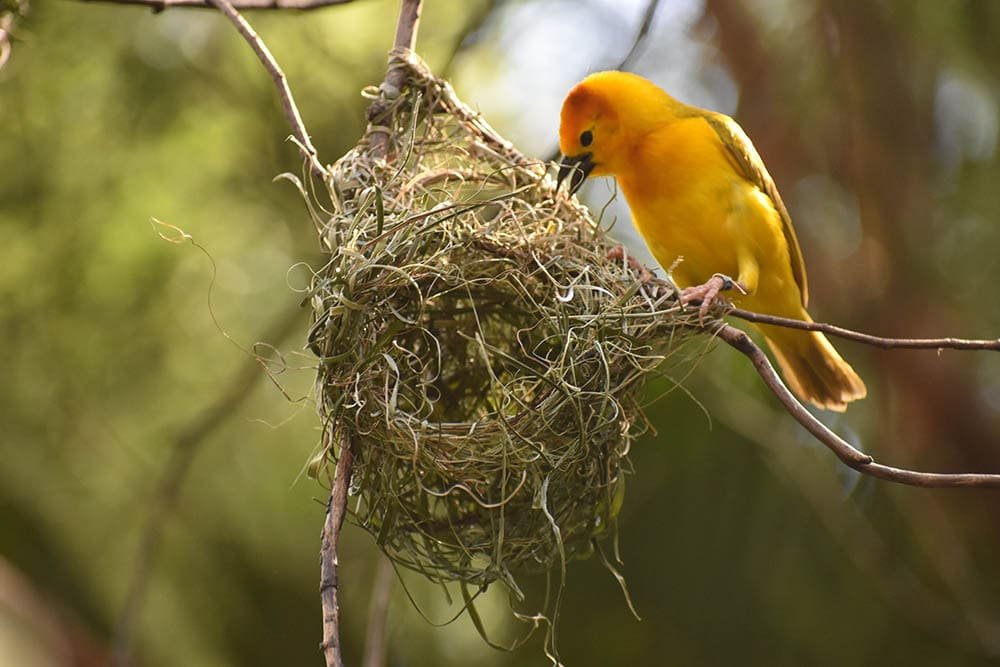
<box><xmin>557</xmin><ymin>71</ymin><xmax>677</xmax><ymax>195</ymax></box>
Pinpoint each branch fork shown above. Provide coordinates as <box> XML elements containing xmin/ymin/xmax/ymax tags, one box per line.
<box><xmin>712</xmin><ymin>322</ymin><xmax>1000</xmax><ymax>488</ymax></box>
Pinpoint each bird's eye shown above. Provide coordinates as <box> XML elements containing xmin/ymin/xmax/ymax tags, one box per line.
<box><xmin>580</xmin><ymin>130</ymin><xmax>593</xmax><ymax>147</ymax></box>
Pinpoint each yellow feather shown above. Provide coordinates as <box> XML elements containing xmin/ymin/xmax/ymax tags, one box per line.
<box><xmin>559</xmin><ymin>71</ymin><xmax>866</xmax><ymax>410</ymax></box>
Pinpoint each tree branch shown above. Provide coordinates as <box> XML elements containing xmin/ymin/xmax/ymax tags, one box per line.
<box><xmin>612</xmin><ymin>0</ymin><xmax>663</xmax><ymax>72</ymax></box>
<box><xmin>438</xmin><ymin>0</ymin><xmax>504</xmax><ymax>79</ymax></box>
<box><xmin>714</xmin><ymin>322</ymin><xmax>1000</xmax><ymax>488</ymax></box>
<box><xmin>728</xmin><ymin>307</ymin><xmax>1000</xmax><ymax>351</ymax></box>
<box><xmin>391</xmin><ymin>0</ymin><xmax>421</xmax><ymax>53</ymax></box>
<box><xmin>703</xmin><ymin>376</ymin><xmax>1000</xmax><ymax>654</ymax></box>
<box><xmin>206</xmin><ymin>0</ymin><xmax>327</xmax><ymax>177</ymax></box>
<box><xmin>320</xmin><ymin>435</ymin><xmax>355</xmax><ymax>667</ymax></box>
<box><xmin>542</xmin><ymin>0</ymin><xmax>663</xmax><ymax>164</ymax></box>
<box><xmin>81</xmin><ymin>0</ymin><xmax>355</xmax><ymax>11</ymax></box>
<box><xmin>320</xmin><ymin>3</ymin><xmax>422</xmax><ymax>663</ymax></box>
<box><xmin>366</xmin><ymin>0</ymin><xmax>424</xmax><ymax>159</ymax></box>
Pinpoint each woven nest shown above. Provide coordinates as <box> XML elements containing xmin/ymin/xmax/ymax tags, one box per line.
<box><xmin>308</xmin><ymin>53</ymin><xmax>705</xmax><ymax>591</ymax></box>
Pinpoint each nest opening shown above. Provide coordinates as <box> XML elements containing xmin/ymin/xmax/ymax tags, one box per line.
<box><xmin>308</xmin><ymin>53</ymin><xmax>706</xmax><ymax>593</ymax></box>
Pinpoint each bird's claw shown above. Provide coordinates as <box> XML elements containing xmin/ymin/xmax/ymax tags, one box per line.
<box><xmin>680</xmin><ymin>273</ymin><xmax>742</xmax><ymax>324</ymax></box>
<box><xmin>607</xmin><ymin>246</ymin><xmax>655</xmax><ymax>285</ymax></box>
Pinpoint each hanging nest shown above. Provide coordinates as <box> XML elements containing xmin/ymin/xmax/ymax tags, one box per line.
<box><xmin>308</xmin><ymin>52</ymin><xmax>706</xmax><ymax>591</ymax></box>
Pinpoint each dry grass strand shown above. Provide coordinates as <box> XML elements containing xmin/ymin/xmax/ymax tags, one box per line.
<box><xmin>308</xmin><ymin>52</ymin><xmax>707</xmax><ymax>594</ymax></box>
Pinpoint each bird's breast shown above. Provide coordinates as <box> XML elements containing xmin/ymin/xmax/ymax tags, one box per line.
<box><xmin>614</xmin><ymin>117</ymin><xmax>776</xmax><ymax>288</ymax></box>
<box><xmin>618</xmin><ymin>171</ymin><xmax>742</xmax><ymax>288</ymax></box>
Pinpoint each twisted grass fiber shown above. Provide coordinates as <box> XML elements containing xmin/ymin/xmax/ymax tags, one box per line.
<box><xmin>308</xmin><ymin>53</ymin><xmax>710</xmax><ymax>592</ymax></box>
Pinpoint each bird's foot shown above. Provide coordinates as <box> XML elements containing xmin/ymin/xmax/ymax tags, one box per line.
<box><xmin>680</xmin><ymin>273</ymin><xmax>746</xmax><ymax>324</ymax></box>
<box><xmin>607</xmin><ymin>245</ymin><xmax>655</xmax><ymax>284</ymax></box>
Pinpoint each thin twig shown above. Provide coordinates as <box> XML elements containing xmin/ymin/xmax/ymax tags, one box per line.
<box><xmin>81</xmin><ymin>0</ymin><xmax>354</xmax><ymax>10</ymax></box>
<box><xmin>728</xmin><ymin>306</ymin><xmax>1000</xmax><ymax>351</ymax></box>
<box><xmin>439</xmin><ymin>0</ymin><xmax>505</xmax><ymax>79</ymax></box>
<box><xmin>320</xmin><ymin>436</ymin><xmax>355</xmax><ymax>667</ymax></box>
<box><xmin>362</xmin><ymin>555</ymin><xmax>394</xmax><ymax>667</ymax></box>
<box><xmin>367</xmin><ymin>0</ymin><xmax>424</xmax><ymax>159</ymax></box>
<box><xmin>542</xmin><ymin>0</ymin><xmax>663</xmax><ymax>164</ymax></box>
<box><xmin>612</xmin><ymin>0</ymin><xmax>663</xmax><ymax>72</ymax></box>
<box><xmin>206</xmin><ymin>0</ymin><xmax>327</xmax><ymax>177</ymax></box>
<box><xmin>714</xmin><ymin>323</ymin><xmax>1000</xmax><ymax>488</ymax></box>
<box><xmin>704</xmin><ymin>376</ymin><xmax>1000</xmax><ymax>655</ymax></box>
<box><xmin>391</xmin><ymin>0</ymin><xmax>421</xmax><ymax>52</ymax></box>
<box><xmin>318</xmin><ymin>5</ymin><xmax>423</xmax><ymax>661</ymax></box>
<box><xmin>112</xmin><ymin>306</ymin><xmax>305</xmax><ymax>667</ymax></box>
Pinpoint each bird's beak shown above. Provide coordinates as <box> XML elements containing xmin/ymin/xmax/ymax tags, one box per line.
<box><xmin>556</xmin><ymin>153</ymin><xmax>595</xmax><ymax>196</ymax></box>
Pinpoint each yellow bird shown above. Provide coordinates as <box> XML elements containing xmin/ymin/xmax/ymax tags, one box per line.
<box><xmin>557</xmin><ymin>71</ymin><xmax>866</xmax><ymax>411</ymax></box>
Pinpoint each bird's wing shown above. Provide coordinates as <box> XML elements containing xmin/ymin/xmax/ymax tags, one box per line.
<box><xmin>703</xmin><ymin>113</ymin><xmax>808</xmax><ymax>307</ymax></box>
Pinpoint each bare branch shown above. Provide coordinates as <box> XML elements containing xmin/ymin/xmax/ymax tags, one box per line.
<box><xmin>206</xmin><ymin>0</ymin><xmax>327</xmax><ymax>177</ymax></box>
<box><xmin>320</xmin><ymin>435</ymin><xmax>355</xmax><ymax>667</ymax></box>
<box><xmin>542</xmin><ymin>0</ymin><xmax>663</xmax><ymax>164</ymax></box>
<box><xmin>715</xmin><ymin>323</ymin><xmax>1000</xmax><ymax>488</ymax></box>
<box><xmin>367</xmin><ymin>0</ymin><xmax>424</xmax><ymax>159</ymax></box>
<box><xmin>319</xmin><ymin>3</ymin><xmax>423</xmax><ymax>663</ymax></box>
<box><xmin>645</xmin><ymin>269</ymin><xmax>999</xmax><ymax>352</ymax></box>
<box><xmin>80</xmin><ymin>0</ymin><xmax>355</xmax><ymax>11</ymax></box>
<box><xmin>728</xmin><ymin>307</ymin><xmax>1000</xmax><ymax>351</ymax></box>
<box><xmin>391</xmin><ymin>0</ymin><xmax>421</xmax><ymax>52</ymax></box>
<box><xmin>705</xmin><ymin>377</ymin><xmax>1000</xmax><ymax>654</ymax></box>
<box><xmin>439</xmin><ymin>0</ymin><xmax>505</xmax><ymax>79</ymax></box>
<box><xmin>613</xmin><ymin>0</ymin><xmax>663</xmax><ymax>72</ymax></box>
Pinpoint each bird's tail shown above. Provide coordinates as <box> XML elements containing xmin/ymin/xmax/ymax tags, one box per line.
<box><xmin>758</xmin><ymin>318</ymin><xmax>867</xmax><ymax>412</ymax></box>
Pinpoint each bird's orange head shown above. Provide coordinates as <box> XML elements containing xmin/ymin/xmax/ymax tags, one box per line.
<box><xmin>557</xmin><ymin>71</ymin><xmax>678</xmax><ymax>194</ymax></box>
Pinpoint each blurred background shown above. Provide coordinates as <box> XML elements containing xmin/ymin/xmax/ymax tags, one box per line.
<box><xmin>2</xmin><ymin>0</ymin><xmax>1000</xmax><ymax>664</ymax></box>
